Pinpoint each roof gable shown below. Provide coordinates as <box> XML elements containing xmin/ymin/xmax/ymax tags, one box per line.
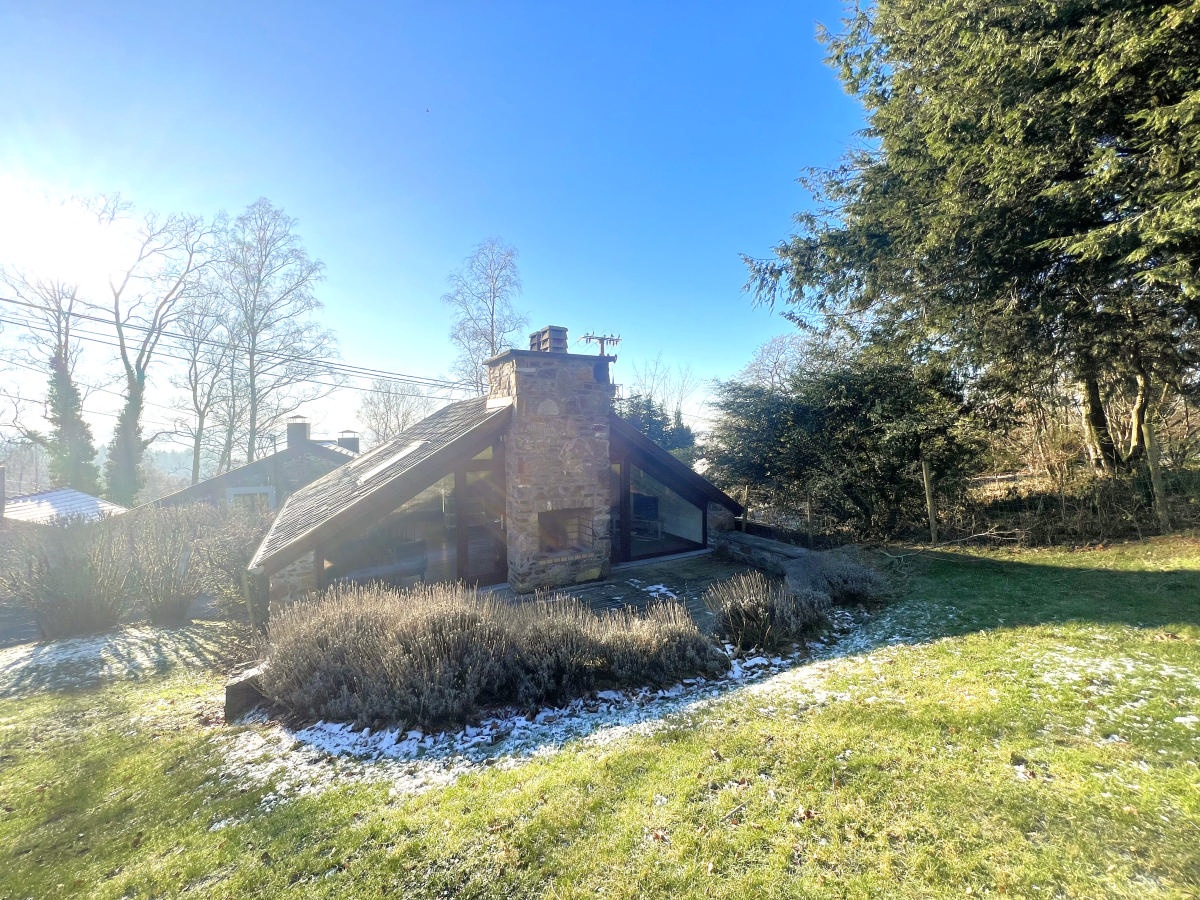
<box><xmin>143</xmin><ymin>439</ymin><xmax>355</xmax><ymax>510</ymax></box>
<box><xmin>609</xmin><ymin>414</ymin><xmax>742</xmax><ymax>514</ymax></box>
<box><xmin>250</xmin><ymin>398</ymin><xmax>511</xmax><ymax>572</ymax></box>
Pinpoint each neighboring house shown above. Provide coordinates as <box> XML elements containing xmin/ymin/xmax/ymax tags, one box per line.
<box><xmin>251</xmin><ymin>326</ymin><xmax>742</xmax><ymax>602</ymax></box>
<box><xmin>0</xmin><ymin>487</ymin><xmax>127</xmax><ymax>525</ymax></box>
<box><xmin>148</xmin><ymin>420</ymin><xmax>359</xmax><ymax>512</ymax></box>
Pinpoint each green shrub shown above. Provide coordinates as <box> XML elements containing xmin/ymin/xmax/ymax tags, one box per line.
<box><xmin>702</xmin><ymin>570</ymin><xmax>830</xmax><ymax>652</ymax></box>
<box><xmin>0</xmin><ymin>520</ymin><xmax>133</xmax><ymax>639</ymax></box>
<box><xmin>0</xmin><ymin>503</ymin><xmax>273</xmax><ymax>639</ymax></box>
<box><xmin>260</xmin><ymin>582</ymin><xmax>728</xmax><ymax>728</ymax></box>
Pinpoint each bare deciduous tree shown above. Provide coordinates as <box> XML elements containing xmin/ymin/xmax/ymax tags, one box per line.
<box><xmin>172</xmin><ymin>290</ymin><xmax>237</xmax><ymax>484</ymax></box>
<box><xmin>357</xmin><ymin>378</ymin><xmax>442</xmax><ymax>448</ymax></box>
<box><xmin>0</xmin><ymin>271</ymin><xmax>101</xmax><ymax>492</ymax></box>
<box><xmin>99</xmin><ymin>204</ymin><xmax>217</xmax><ymax>504</ymax></box>
<box><xmin>213</xmin><ymin>198</ymin><xmax>338</xmax><ymax>463</ymax></box>
<box><xmin>442</xmin><ymin>238</ymin><xmax>527</xmax><ymax>394</ymax></box>
<box><xmin>0</xmin><ymin>435</ymin><xmax>50</xmax><ymax>496</ymax></box>
<box><xmin>626</xmin><ymin>352</ymin><xmax>699</xmax><ymax>420</ymax></box>
<box><xmin>738</xmin><ymin>334</ymin><xmax>809</xmax><ymax>390</ymax></box>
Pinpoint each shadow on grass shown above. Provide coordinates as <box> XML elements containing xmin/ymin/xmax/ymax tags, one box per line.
<box><xmin>0</xmin><ymin>621</ymin><xmax>254</xmax><ymax>700</ymax></box>
<box><xmin>855</xmin><ymin>541</ymin><xmax>1200</xmax><ymax>654</ymax></box>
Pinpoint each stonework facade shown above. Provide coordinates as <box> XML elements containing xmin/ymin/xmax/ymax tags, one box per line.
<box><xmin>253</xmin><ymin>330</ymin><xmax>741</xmax><ymax>605</ymax></box>
<box><xmin>708</xmin><ymin>501</ymin><xmax>737</xmax><ymax>535</ymax></box>
<box><xmin>486</xmin><ymin>350</ymin><xmax>616</xmax><ymax>593</ymax></box>
<box><xmin>268</xmin><ymin>551</ymin><xmax>318</xmax><ymax>608</ymax></box>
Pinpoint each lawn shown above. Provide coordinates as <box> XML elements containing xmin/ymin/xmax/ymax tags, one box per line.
<box><xmin>1</xmin><ymin>538</ymin><xmax>1197</xmax><ymax>898</ymax></box>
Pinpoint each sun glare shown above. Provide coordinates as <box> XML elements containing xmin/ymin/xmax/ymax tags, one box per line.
<box><xmin>0</xmin><ymin>175</ymin><xmax>133</xmax><ymax>290</ymax></box>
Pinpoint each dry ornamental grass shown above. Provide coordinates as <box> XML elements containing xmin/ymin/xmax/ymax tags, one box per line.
<box><xmin>261</xmin><ymin>582</ymin><xmax>728</xmax><ymax>728</ymax></box>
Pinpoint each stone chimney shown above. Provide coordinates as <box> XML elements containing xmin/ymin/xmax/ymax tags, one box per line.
<box><xmin>486</xmin><ymin>330</ymin><xmax>616</xmax><ymax>592</ymax></box>
<box><xmin>337</xmin><ymin>431</ymin><xmax>360</xmax><ymax>454</ymax></box>
<box><xmin>286</xmin><ymin>416</ymin><xmax>311</xmax><ymax>450</ymax></box>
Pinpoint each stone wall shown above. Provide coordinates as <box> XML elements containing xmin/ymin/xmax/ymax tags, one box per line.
<box><xmin>708</xmin><ymin>501</ymin><xmax>736</xmax><ymax>535</ymax></box>
<box><xmin>268</xmin><ymin>550</ymin><xmax>318</xmax><ymax>610</ymax></box>
<box><xmin>487</xmin><ymin>350</ymin><xmax>615</xmax><ymax>593</ymax></box>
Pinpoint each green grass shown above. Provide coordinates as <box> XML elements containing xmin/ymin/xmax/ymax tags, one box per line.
<box><xmin>1</xmin><ymin>537</ymin><xmax>1197</xmax><ymax>898</ymax></box>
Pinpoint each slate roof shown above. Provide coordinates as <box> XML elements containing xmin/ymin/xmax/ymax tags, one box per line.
<box><xmin>146</xmin><ymin>435</ymin><xmax>356</xmax><ymax>510</ymax></box>
<box><xmin>3</xmin><ymin>489</ymin><xmax>128</xmax><ymax>525</ymax></box>
<box><xmin>250</xmin><ymin>397</ymin><xmax>511</xmax><ymax>572</ymax></box>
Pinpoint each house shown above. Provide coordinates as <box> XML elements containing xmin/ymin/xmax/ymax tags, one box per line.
<box><xmin>250</xmin><ymin>326</ymin><xmax>742</xmax><ymax>601</ymax></box>
<box><xmin>0</xmin><ymin>487</ymin><xmax>127</xmax><ymax>525</ymax></box>
<box><xmin>148</xmin><ymin>420</ymin><xmax>359</xmax><ymax>511</ymax></box>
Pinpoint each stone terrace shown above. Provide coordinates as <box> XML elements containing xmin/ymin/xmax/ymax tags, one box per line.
<box><xmin>492</xmin><ymin>550</ymin><xmax>756</xmax><ymax>633</ymax></box>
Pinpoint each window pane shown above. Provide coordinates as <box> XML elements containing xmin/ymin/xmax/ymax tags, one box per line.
<box><xmin>629</xmin><ymin>466</ymin><xmax>703</xmax><ymax>559</ymax></box>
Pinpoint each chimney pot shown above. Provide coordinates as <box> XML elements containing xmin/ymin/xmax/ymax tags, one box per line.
<box><xmin>286</xmin><ymin>417</ymin><xmax>311</xmax><ymax>450</ymax></box>
<box><xmin>529</xmin><ymin>325</ymin><xmax>569</xmax><ymax>353</ymax></box>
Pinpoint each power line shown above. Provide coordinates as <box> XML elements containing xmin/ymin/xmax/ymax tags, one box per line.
<box><xmin>0</xmin><ymin>329</ymin><xmax>202</xmax><ymax>416</ymax></box>
<box><xmin>0</xmin><ymin>310</ymin><xmax>465</xmax><ymax>400</ymax></box>
<box><xmin>0</xmin><ymin>294</ymin><xmax>467</xmax><ymax>391</ymax></box>
<box><xmin>0</xmin><ymin>359</ymin><xmax>181</xmax><ymax>435</ymax></box>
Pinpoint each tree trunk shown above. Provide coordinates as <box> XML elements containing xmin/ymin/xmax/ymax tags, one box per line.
<box><xmin>1143</xmin><ymin>419</ymin><xmax>1171</xmax><ymax>532</ymax></box>
<box><xmin>806</xmin><ymin>490</ymin><xmax>814</xmax><ymax>548</ymax></box>
<box><xmin>1126</xmin><ymin>367</ymin><xmax>1150</xmax><ymax>464</ymax></box>
<box><xmin>921</xmin><ymin>456</ymin><xmax>938</xmax><ymax>544</ymax></box>
<box><xmin>1080</xmin><ymin>372</ymin><xmax>1120</xmax><ymax>475</ymax></box>
<box><xmin>245</xmin><ymin>350</ymin><xmax>258</xmax><ymax>463</ymax></box>
<box><xmin>191</xmin><ymin>415</ymin><xmax>205</xmax><ymax>485</ymax></box>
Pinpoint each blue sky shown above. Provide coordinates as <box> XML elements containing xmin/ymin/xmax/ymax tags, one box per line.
<box><xmin>0</xmin><ymin>1</ymin><xmax>864</xmax><ymax>441</ymax></box>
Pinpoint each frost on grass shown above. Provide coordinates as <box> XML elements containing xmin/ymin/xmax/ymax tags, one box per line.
<box><xmin>212</xmin><ymin>588</ymin><xmax>938</xmax><ymax>808</ymax></box>
<box><xmin>217</xmin><ymin>651</ymin><xmax>808</xmax><ymax>806</ymax></box>
<box><xmin>213</xmin><ymin>602</ymin><xmax>900</xmax><ymax>808</ymax></box>
<box><xmin>1018</xmin><ymin>644</ymin><xmax>1200</xmax><ymax>749</ymax></box>
<box><xmin>215</xmin><ymin>578</ymin><xmax>1200</xmax><ymax>811</ymax></box>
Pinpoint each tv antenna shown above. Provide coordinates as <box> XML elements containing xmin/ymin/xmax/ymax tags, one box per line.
<box><xmin>580</xmin><ymin>333</ymin><xmax>621</xmax><ymax>355</ymax></box>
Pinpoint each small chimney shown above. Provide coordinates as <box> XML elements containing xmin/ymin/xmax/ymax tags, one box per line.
<box><xmin>286</xmin><ymin>416</ymin><xmax>311</xmax><ymax>450</ymax></box>
<box><xmin>337</xmin><ymin>430</ymin><xmax>360</xmax><ymax>454</ymax></box>
<box><xmin>529</xmin><ymin>325</ymin><xmax>569</xmax><ymax>353</ymax></box>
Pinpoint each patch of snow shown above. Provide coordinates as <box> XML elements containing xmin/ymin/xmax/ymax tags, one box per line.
<box><xmin>640</xmin><ymin>584</ymin><xmax>677</xmax><ymax>600</ymax></box>
<box><xmin>214</xmin><ymin>602</ymin><xmax>901</xmax><ymax>808</ymax></box>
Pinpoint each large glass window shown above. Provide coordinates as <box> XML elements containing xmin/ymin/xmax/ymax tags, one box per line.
<box><xmin>628</xmin><ymin>466</ymin><xmax>703</xmax><ymax>559</ymax></box>
<box><xmin>323</xmin><ymin>474</ymin><xmax>456</xmax><ymax>587</ymax></box>
<box><xmin>321</xmin><ymin>445</ymin><xmax>506</xmax><ymax>588</ymax></box>
<box><xmin>460</xmin><ymin>467</ymin><xmax>506</xmax><ymax>582</ymax></box>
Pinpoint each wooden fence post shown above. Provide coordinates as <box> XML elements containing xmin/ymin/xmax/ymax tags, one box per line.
<box><xmin>921</xmin><ymin>456</ymin><xmax>938</xmax><ymax>544</ymax></box>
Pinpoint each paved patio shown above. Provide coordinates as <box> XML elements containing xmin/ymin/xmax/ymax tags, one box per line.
<box><xmin>493</xmin><ymin>550</ymin><xmax>757</xmax><ymax>632</ymax></box>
